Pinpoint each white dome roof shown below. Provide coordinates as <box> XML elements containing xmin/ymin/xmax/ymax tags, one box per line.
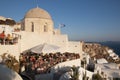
<box><xmin>24</xmin><ymin>7</ymin><xmax>52</xmax><ymax>19</ymax></box>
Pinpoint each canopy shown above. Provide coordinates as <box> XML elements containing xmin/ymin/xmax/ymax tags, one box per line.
<box><xmin>30</xmin><ymin>43</ymin><xmax>60</xmax><ymax>54</ymax></box>
<box><xmin>0</xmin><ymin>64</ymin><xmax>23</xmax><ymax>80</ymax></box>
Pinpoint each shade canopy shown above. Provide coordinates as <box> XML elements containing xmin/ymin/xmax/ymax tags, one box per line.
<box><xmin>0</xmin><ymin>64</ymin><xmax>23</xmax><ymax>80</ymax></box>
<box><xmin>30</xmin><ymin>43</ymin><xmax>60</xmax><ymax>54</ymax></box>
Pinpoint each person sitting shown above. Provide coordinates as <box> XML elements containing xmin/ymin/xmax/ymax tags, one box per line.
<box><xmin>0</xmin><ymin>31</ymin><xmax>6</xmax><ymax>44</ymax></box>
<box><xmin>6</xmin><ymin>34</ymin><xmax>13</xmax><ymax>44</ymax></box>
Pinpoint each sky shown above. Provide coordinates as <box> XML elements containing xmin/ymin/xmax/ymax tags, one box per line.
<box><xmin>0</xmin><ymin>0</ymin><xmax>120</xmax><ymax>42</ymax></box>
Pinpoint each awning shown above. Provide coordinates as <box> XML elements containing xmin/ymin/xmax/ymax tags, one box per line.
<box><xmin>30</xmin><ymin>43</ymin><xmax>60</xmax><ymax>54</ymax></box>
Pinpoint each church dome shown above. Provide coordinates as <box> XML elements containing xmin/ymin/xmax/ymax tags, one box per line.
<box><xmin>24</xmin><ymin>7</ymin><xmax>52</xmax><ymax>19</ymax></box>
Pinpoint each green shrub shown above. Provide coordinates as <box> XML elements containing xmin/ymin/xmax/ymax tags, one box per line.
<box><xmin>92</xmin><ymin>73</ymin><xmax>103</xmax><ymax>80</ymax></box>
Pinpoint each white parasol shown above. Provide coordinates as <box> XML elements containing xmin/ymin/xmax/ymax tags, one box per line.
<box><xmin>30</xmin><ymin>43</ymin><xmax>60</xmax><ymax>54</ymax></box>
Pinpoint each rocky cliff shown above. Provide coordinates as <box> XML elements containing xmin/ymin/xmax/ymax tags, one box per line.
<box><xmin>83</xmin><ymin>43</ymin><xmax>109</xmax><ymax>57</ymax></box>
<box><xmin>83</xmin><ymin>42</ymin><xmax>120</xmax><ymax>63</ymax></box>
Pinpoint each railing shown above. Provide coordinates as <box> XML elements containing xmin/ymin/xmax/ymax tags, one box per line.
<box><xmin>0</xmin><ymin>33</ymin><xmax>21</xmax><ymax>45</ymax></box>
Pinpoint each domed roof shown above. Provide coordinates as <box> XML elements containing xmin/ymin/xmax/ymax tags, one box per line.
<box><xmin>24</xmin><ymin>7</ymin><xmax>52</xmax><ymax>19</ymax></box>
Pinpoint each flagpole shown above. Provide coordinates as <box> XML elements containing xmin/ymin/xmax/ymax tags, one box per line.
<box><xmin>58</xmin><ymin>24</ymin><xmax>65</xmax><ymax>34</ymax></box>
<box><xmin>58</xmin><ymin>24</ymin><xmax>61</xmax><ymax>33</ymax></box>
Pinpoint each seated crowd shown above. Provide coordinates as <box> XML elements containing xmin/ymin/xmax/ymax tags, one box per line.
<box><xmin>19</xmin><ymin>52</ymin><xmax>80</xmax><ymax>74</ymax></box>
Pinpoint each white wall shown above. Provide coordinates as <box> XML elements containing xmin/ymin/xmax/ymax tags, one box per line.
<box><xmin>0</xmin><ymin>44</ymin><xmax>20</xmax><ymax>60</ymax></box>
<box><xmin>67</xmin><ymin>41</ymin><xmax>81</xmax><ymax>53</ymax></box>
<box><xmin>0</xmin><ymin>25</ymin><xmax>14</xmax><ymax>35</ymax></box>
<box><xmin>24</xmin><ymin>18</ymin><xmax>54</xmax><ymax>34</ymax></box>
<box><xmin>50</xmin><ymin>59</ymin><xmax>81</xmax><ymax>73</ymax></box>
<box><xmin>67</xmin><ymin>41</ymin><xmax>83</xmax><ymax>59</ymax></box>
<box><xmin>20</xmin><ymin>32</ymin><xmax>70</xmax><ymax>53</ymax></box>
<box><xmin>51</xmin><ymin>34</ymin><xmax>68</xmax><ymax>52</ymax></box>
<box><xmin>0</xmin><ymin>31</ymin><xmax>83</xmax><ymax>61</ymax></box>
<box><xmin>20</xmin><ymin>31</ymin><xmax>52</xmax><ymax>52</ymax></box>
<box><xmin>78</xmin><ymin>67</ymin><xmax>93</xmax><ymax>80</ymax></box>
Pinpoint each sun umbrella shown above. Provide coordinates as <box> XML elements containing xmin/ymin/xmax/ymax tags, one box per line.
<box><xmin>30</xmin><ymin>43</ymin><xmax>60</xmax><ymax>54</ymax></box>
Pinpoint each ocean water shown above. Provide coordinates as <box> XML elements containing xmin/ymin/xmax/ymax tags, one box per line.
<box><xmin>98</xmin><ymin>41</ymin><xmax>120</xmax><ymax>56</ymax></box>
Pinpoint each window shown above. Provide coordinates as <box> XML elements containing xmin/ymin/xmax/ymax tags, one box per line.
<box><xmin>44</xmin><ymin>25</ymin><xmax>48</xmax><ymax>32</ymax></box>
<box><xmin>31</xmin><ymin>22</ymin><xmax>34</xmax><ymax>32</ymax></box>
<box><xmin>21</xmin><ymin>23</ymin><xmax>25</xmax><ymax>31</ymax></box>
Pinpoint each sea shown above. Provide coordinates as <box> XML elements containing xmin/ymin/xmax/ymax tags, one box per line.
<box><xmin>98</xmin><ymin>41</ymin><xmax>120</xmax><ymax>57</ymax></box>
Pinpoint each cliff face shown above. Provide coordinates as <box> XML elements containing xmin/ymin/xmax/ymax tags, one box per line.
<box><xmin>83</xmin><ymin>42</ymin><xmax>120</xmax><ymax>64</ymax></box>
<box><xmin>83</xmin><ymin>43</ymin><xmax>110</xmax><ymax>58</ymax></box>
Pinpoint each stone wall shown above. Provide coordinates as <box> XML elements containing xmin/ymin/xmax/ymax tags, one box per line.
<box><xmin>50</xmin><ymin>59</ymin><xmax>81</xmax><ymax>73</ymax></box>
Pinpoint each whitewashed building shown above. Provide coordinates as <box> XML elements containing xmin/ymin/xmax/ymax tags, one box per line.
<box><xmin>0</xmin><ymin>7</ymin><xmax>83</xmax><ymax>60</ymax></box>
<box><xmin>95</xmin><ymin>63</ymin><xmax>120</xmax><ymax>80</ymax></box>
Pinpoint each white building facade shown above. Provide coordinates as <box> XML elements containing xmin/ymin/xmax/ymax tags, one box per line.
<box><xmin>0</xmin><ymin>7</ymin><xmax>83</xmax><ymax>60</ymax></box>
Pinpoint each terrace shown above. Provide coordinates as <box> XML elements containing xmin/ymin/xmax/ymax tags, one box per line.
<box><xmin>0</xmin><ymin>31</ymin><xmax>20</xmax><ymax>45</ymax></box>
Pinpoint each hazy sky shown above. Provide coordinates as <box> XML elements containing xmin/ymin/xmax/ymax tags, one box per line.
<box><xmin>0</xmin><ymin>0</ymin><xmax>120</xmax><ymax>42</ymax></box>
